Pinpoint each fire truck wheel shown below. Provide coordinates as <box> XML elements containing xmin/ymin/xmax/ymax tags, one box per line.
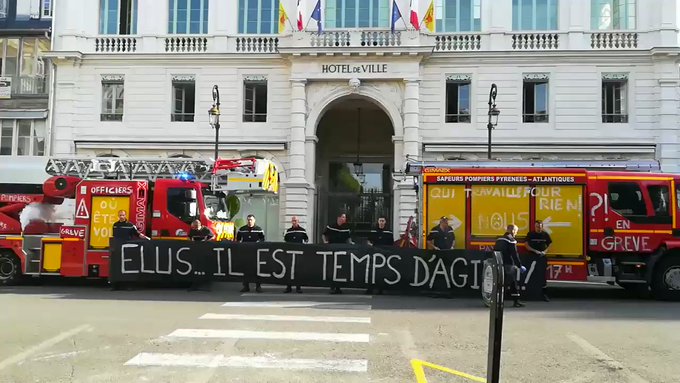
<box><xmin>651</xmin><ymin>256</ymin><xmax>680</xmax><ymax>301</ymax></box>
<box><xmin>0</xmin><ymin>252</ymin><xmax>21</xmax><ymax>286</ymax></box>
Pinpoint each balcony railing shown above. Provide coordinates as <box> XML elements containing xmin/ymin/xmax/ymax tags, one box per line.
<box><xmin>10</xmin><ymin>75</ymin><xmax>47</xmax><ymax>96</ymax></box>
<box><xmin>61</xmin><ymin>29</ymin><xmax>660</xmax><ymax>56</ymax></box>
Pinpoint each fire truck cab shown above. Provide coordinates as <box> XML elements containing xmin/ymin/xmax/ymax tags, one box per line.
<box><xmin>0</xmin><ymin>157</ymin><xmax>279</xmax><ymax>285</ymax></box>
<box><xmin>407</xmin><ymin>160</ymin><xmax>680</xmax><ymax>300</ymax></box>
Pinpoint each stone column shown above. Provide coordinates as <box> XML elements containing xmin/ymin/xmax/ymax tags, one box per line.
<box><xmin>284</xmin><ymin>79</ymin><xmax>312</xmax><ymax>235</ymax></box>
<box><xmin>394</xmin><ymin>79</ymin><xmax>420</xmax><ymax>235</ymax></box>
<box><xmin>656</xmin><ymin>69</ymin><xmax>680</xmax><ymax>173</ymax></box>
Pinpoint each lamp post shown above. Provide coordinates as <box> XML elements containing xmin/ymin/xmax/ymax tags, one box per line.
<box><xmin>487</xmin><ymin>84</ymin><xmax>500</xmax><ymax>160</ymax></box>
<box><xmin>208</xmin><ymin>85</ymin><xmax>221</xmax><ymax>161</ymax></box>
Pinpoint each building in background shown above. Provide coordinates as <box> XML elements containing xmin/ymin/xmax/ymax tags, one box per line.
<box><xmin>0</xmin><ymin>0</ymin><xmax>52</xmax><ymax>158</ymax></box>
<box><xmin>47</xmin><ymin>0</ymin><xmax>680</xmax><ymax>241</ymax></box>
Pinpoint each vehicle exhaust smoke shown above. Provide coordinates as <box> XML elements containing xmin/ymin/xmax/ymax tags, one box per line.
<box><xmin>19</xmin><ymin>203</ymin><xmax>56</xmax><ymax>231</ymax></box>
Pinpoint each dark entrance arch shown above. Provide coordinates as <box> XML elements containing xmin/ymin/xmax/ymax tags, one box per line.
<box><xmin>315</xmin><ymin>95</ymin><xmax>395</xmax><ymax>243</ymax></box>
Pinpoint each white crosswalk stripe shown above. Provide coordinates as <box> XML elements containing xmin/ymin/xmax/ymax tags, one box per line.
<box><xmin>124</xmin><ymin>292</ymin><xmax>374</xmax><ymax>378</ymax></box>
<box><xmin>200</xmin><ymin>313</ymin><xmax>371</xmax><ymax>323</ymax></box>
<box><xmin>222</xmin><ymin>301</ymin><xmax>372</xmax><ymax>310</ymax></box>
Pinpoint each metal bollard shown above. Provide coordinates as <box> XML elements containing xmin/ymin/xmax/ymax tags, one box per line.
<box><xmin>482</xmin><ymin>251</ymin><xmax>505</xmax><ymax>383</ymax></box>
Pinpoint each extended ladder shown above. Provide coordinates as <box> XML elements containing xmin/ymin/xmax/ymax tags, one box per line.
<box><xmin>45</xmin><ymin>157</ymin><xmax>280</xmax><ymax>193</ymax></box>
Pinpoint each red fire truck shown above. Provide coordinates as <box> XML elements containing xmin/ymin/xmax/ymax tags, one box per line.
<box><xmin>407</xmin><ymin>160</ymin><xmax>680</xmax><ymax>300</ymax></box>
<box><xmin>0</xmin><ymin>157</ymin><xmax>279</xmax><ymax>285</ymax></box>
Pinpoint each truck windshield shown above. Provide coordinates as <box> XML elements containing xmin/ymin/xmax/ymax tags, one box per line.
<box><xmin>203</xmin><ymin>189</ymin><xmax>229</xmax><ymax>220</ymax></box>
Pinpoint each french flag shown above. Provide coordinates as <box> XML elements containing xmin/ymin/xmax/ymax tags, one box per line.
<box><xmin>297</xmin><ymin>0</ymin><xmax>303</xmax><ymax>31</ymax></box>
<box><xmin>410</xmin><ymin>0</ymin><xmax>420</xmax><ymax>30</ymax></box>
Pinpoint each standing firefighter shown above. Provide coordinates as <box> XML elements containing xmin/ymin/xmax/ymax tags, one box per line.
<box><xmin>189</xmin><ymin>220</ymin><xmax>214</xmax><ymax>242</ymax></box>
<box><xmin>366</xmin><ymin>216</ymin><xmax>393</xmax><ymax>295</ymax></box>
<box><xmin>427</xmin><ymin>216</ymin><xmax>455</xmax><ymax>250</ymax></box>
<box><xmin>494</xmin><ymin>224</ymin><xmax>526</xmax><ymax>308</ymax></box>
<box><xmin>283</xmin><ymin>216</ymin><xmax>308</xmax><ymax>294</ymax></box>
<box><xmin>526</xmin><ymin>220</ymin><xmax>552</xmax><ymax>302</ymax></box>
<box><xmin>112</xmin><ymin>210</ymin><xmax>150</xmax><ymax>241</ymax></box>
<box><xmin>323</xmin><ymin>213</ymin><xmax>352</xmax><ymax>295</ymax></box>
<box><xmin>237</xmin><ymin>214</ymin><xmax>265</xmax><ymax>293</ymax></box>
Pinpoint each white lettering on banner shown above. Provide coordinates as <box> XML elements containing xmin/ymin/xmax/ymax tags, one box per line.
<box><xmin>154</xmin><ymin>247</ymin><xmax>172</xmax><ymax>275</ymax></box>
<box><xmin>429</xmin><ymin>258</ymin><xmax>451</xmax><ymax>289</ymax></box>
<box><xmin>371</xmin><ymin>253</ymin><xmax>387</xmax><ymax>285</ymax></box>
<box><xmin>288</xmin><ymin>250</ymin><xmax>300</xmax><ymax>280</ymax></box>
<box><xmin>226</xmin><ymin>248</ymin><xmax>244</xmax><ymax>277</ymax></box>
<box><xmin>176</xmin><ymin>248</ymin><xmax>192</xmax><ymax>275</ymax></box>
<box><xmin>257</xmin><ymin>249</ymin><xmax>271</xmax><ymax>278</ymax></box>
<box><xmin>350</xmin><ymin>253</ymin><xmax>370</xmax><ymax>283</ymax></box>
<box><xmin>318</xmin><ymin>251</ymin><xmax>333</xmax><ymax>281</ymax></box>
<box><xmin>410</xmin><ymin>257</ymin><xmax>430</xmax><ymax>287</ymax></box>
<box><xmin>121</xmin><ymin>244</ymin><xmax>139</xmax><ymax>274</ymax></box>
<box><xmin>615</xmin><ymin>220</ymin><xmax>631</xmax><ymax>230</ymax></box>
<box><xmin>90</xmin><ymin>186</ymin><xmax>133</xmax><ymax>195</ymax></box>
<box><xmin>271</xmin><ymin>249</ymin><xmax>286</xmax><ymax>279</ymax></box>
<box><xmin>523</xmin><ymin>261</ymin><xmax>537</xmax><ymax>286</ymax></box>
<box><xmin>60</xmin><ymin>226</ymin><xmax>86</xmax><ymax>238</ymax></box>
<box><xmin>121</xmin><ymin>245</ymin><xmax>194</xmax><ymax>276</ymax></box>
<box><xmin>385</xmin><ymin>255</ymin><xmax>402</xmax><ymax>285</ymax></box>
<box><xmin>429</xmin><ymin>187</ymin><xmax>456</xmax><ymax>199</ymax></box>
<box><xmin>213</xmin><ymin>248</ymin><xmax>226</xmax><ymax>276</ymax></box>
<box><xmin>451</xmin><ymin>257</ymin><xmax>468</xmax><ymax>288</ymax></box>
<box><xmin>470</xmin><ymin>259</ymin><xmax>482</xmax><ymax>289</ymax></box>
<box><xmin>333</xmin><ymin>251</ymin><xmax>347</xmax><ymax>282</ymax></box>
<box><xmin>601</xmin><ymin>236</ymin><xmax>650</xmax><ymax>252</ymax></box>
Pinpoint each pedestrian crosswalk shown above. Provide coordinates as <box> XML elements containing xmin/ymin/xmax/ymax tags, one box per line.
<box><xmin>123</xmin><ymin>287</ymin><xmax>374</xmax><ymax>378</ymax></box>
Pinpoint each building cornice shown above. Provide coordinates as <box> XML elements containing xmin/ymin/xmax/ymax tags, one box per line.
<box><xmin>75</xmin><ymin>140</ymin><xmax>287</xmax><ymax>151</ymax></box>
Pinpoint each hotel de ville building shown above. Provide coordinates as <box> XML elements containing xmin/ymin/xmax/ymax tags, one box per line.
<box><xmin>43</xmin><ymin>0</ymin><xmax>680</xmax><ymax>241</ymax></box>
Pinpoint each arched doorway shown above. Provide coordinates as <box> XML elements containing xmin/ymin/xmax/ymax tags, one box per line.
<box><xmin>315</xmin><ymin>95</ymin><xmax>395</xmax><ymax>243</ymax></box>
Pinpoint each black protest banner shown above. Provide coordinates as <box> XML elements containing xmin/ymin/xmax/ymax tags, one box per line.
<box><xmin>109</xmin><ymin>240</ymin><xmax>545</xmax><ymax>297</ymax></box>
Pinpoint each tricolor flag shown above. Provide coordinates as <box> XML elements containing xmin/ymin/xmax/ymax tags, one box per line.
<box><xmin>297</xmin><ymin>0</ymin><xmax>303</xmax><ymax>31</ymax></box>
<box><xmin>423</xmin><ymin>0</ymin><xmax>435</xmax><ymax>33</ymax></box>
<box><xmin>279</xmin><ymin>2</ymin><xmax>290</xmax><ymax>34</ymax></box>
<box><xmin>391</xmin><ymin>0</ymin><xmax>403</xmax><ymax>33</ymax></box>
<box><xmin>410</xmin><ymin>0</ymin><xmax>420</xmax><ymax>30</ymax></box>
<box><xmin>310</xmin><ymin>0</ymin><xmax>322</xmax><ymax>33</ymax></box>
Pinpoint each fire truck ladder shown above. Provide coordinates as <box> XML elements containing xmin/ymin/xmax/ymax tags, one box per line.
<box><xmin>405</xmin><ymin>159</ymin><xmax>661</xmax><ymax>174</ymax></box>
<box><xmin>45</xmin><ymin>158</ymin><xmax>214</xmax><ymax>182</ymax></box>
<box><xmin>45</xmin><ymin>157</ymin><xmax>278</xmax><ymax>193</ymax></box>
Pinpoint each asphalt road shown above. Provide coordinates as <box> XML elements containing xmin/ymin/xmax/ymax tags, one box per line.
<box><xmin>1</xmin><ymin>282</ymin><xmax>679</xmax><ymax>383</ymax></box>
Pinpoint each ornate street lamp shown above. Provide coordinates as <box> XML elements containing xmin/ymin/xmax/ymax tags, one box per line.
<box><xmin>487</xmin><ymin>84</ymin><xmax>500</xmax><ymax>160</ymax></box>
<box><xmin>208</xmin><ymin>85</ymin><xmax>221</xmax><ymax>161</ymax></box>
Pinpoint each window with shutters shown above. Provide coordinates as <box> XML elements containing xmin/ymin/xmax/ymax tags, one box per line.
<box><xmin>243</xmin><ymin>80</ymin><xmax>268</xmax><ymax>123</ymax></box>
<box><xmin>168</xmin><ymin>0</ymin><xmax>209</xmax><ymax>34</ymax></box>
<box><xmin>325</xmin><ymin>0</ymin><xmax>390</xmax><ymax>29</ymax></box>
<box><xmin>101</xmin><ymin>79</ymin><xmax>125</xmax><ymax>121</ymax></box>
<box><xmin>602</xmin><ymin>79</ymin><xmax>628</xmax><ymax>123</ymax></box>
<box><xmin>0</xmin><ymin>119</ymin><xmax>46</xmax><ymax>156</ymax></box>
<box><xmin>435</xmin><ymin>0</ymin><xmax>482</xmax><ymax>32</ymax></box>
<box><xmin>445</xmin><ymin>80</ymin><xmax>471</xmax><ymax>123</ymax></box>
<box><xmin>238</xmin><ymin>0</ymin><xmax>279</xmax><ymax>34</ymax></box>
<box><xmin>172</xmin><ymin>79</ymin><xmax>196</xmax><ymax>122</ymax></box>
<box><xmin>591</xmin><ymin>0</ymin><xmax>635</xmax><ymax>30</ymax></box>
<box><xmin>523</xmin><ymin>79</ymin><xmax>549</xmax><ymax>123</ymax></box>
<box><xmin>100</xmin><ymin>0</ymin><xmax>138</xmax><ymax>35</ymax></box>
<box><xmin>512</xmin><ymin>0</ymin><xmax>558</xmax><ymax>31</ymax></box>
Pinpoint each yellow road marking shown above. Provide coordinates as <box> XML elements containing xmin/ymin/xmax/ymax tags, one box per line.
<box><xmin>411</xmin><ymin>359</ymin><xmax>486</xmax><ymax>383</ymax></box>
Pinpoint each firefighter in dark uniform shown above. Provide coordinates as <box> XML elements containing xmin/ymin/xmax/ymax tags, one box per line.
<box><xmin>526</xmin><ymin>220</ymin><xmax>552</xmax><ymax>302</ymax></box>
<box><xmin>366</xmin><ymin>216</ymin><xmax>393</xmax><ymax>295</ymax></box>
<box><xmin>427</xmin><ymin>216</ymin><xmax>455</xmax><ymax>250</ymax></box>
<box><xmin>237</xmin><ymin>214</ymin><xmax>265</xmax><ymax>293</ymax></box>
<box><xmin>283</xmin><ymin>216</ymin><xmax>308</xmax><ymax>294</ymax></box>
<box><xmin>323</xmin><ymin>213</ymin><xmax>352</xmax><ymax>295</ymax></box>
<box><xmin>112</xmin><ymin>210</ymin><xmax>150</xmax><ymax>241</ymax></box>
<box><xmin>189</xmin><ymin>220</ymin><xmax>214</xmax><ymax>242</ymax></box>
<box><xmin>187</xmin><ymin>220</ymin><xmax>214</xmax><ymax>291</ymax></box>
<box><xmin>494</xmin><ymin>224</ymin><xmax>526</xmax><ymax>307</ymax></box>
